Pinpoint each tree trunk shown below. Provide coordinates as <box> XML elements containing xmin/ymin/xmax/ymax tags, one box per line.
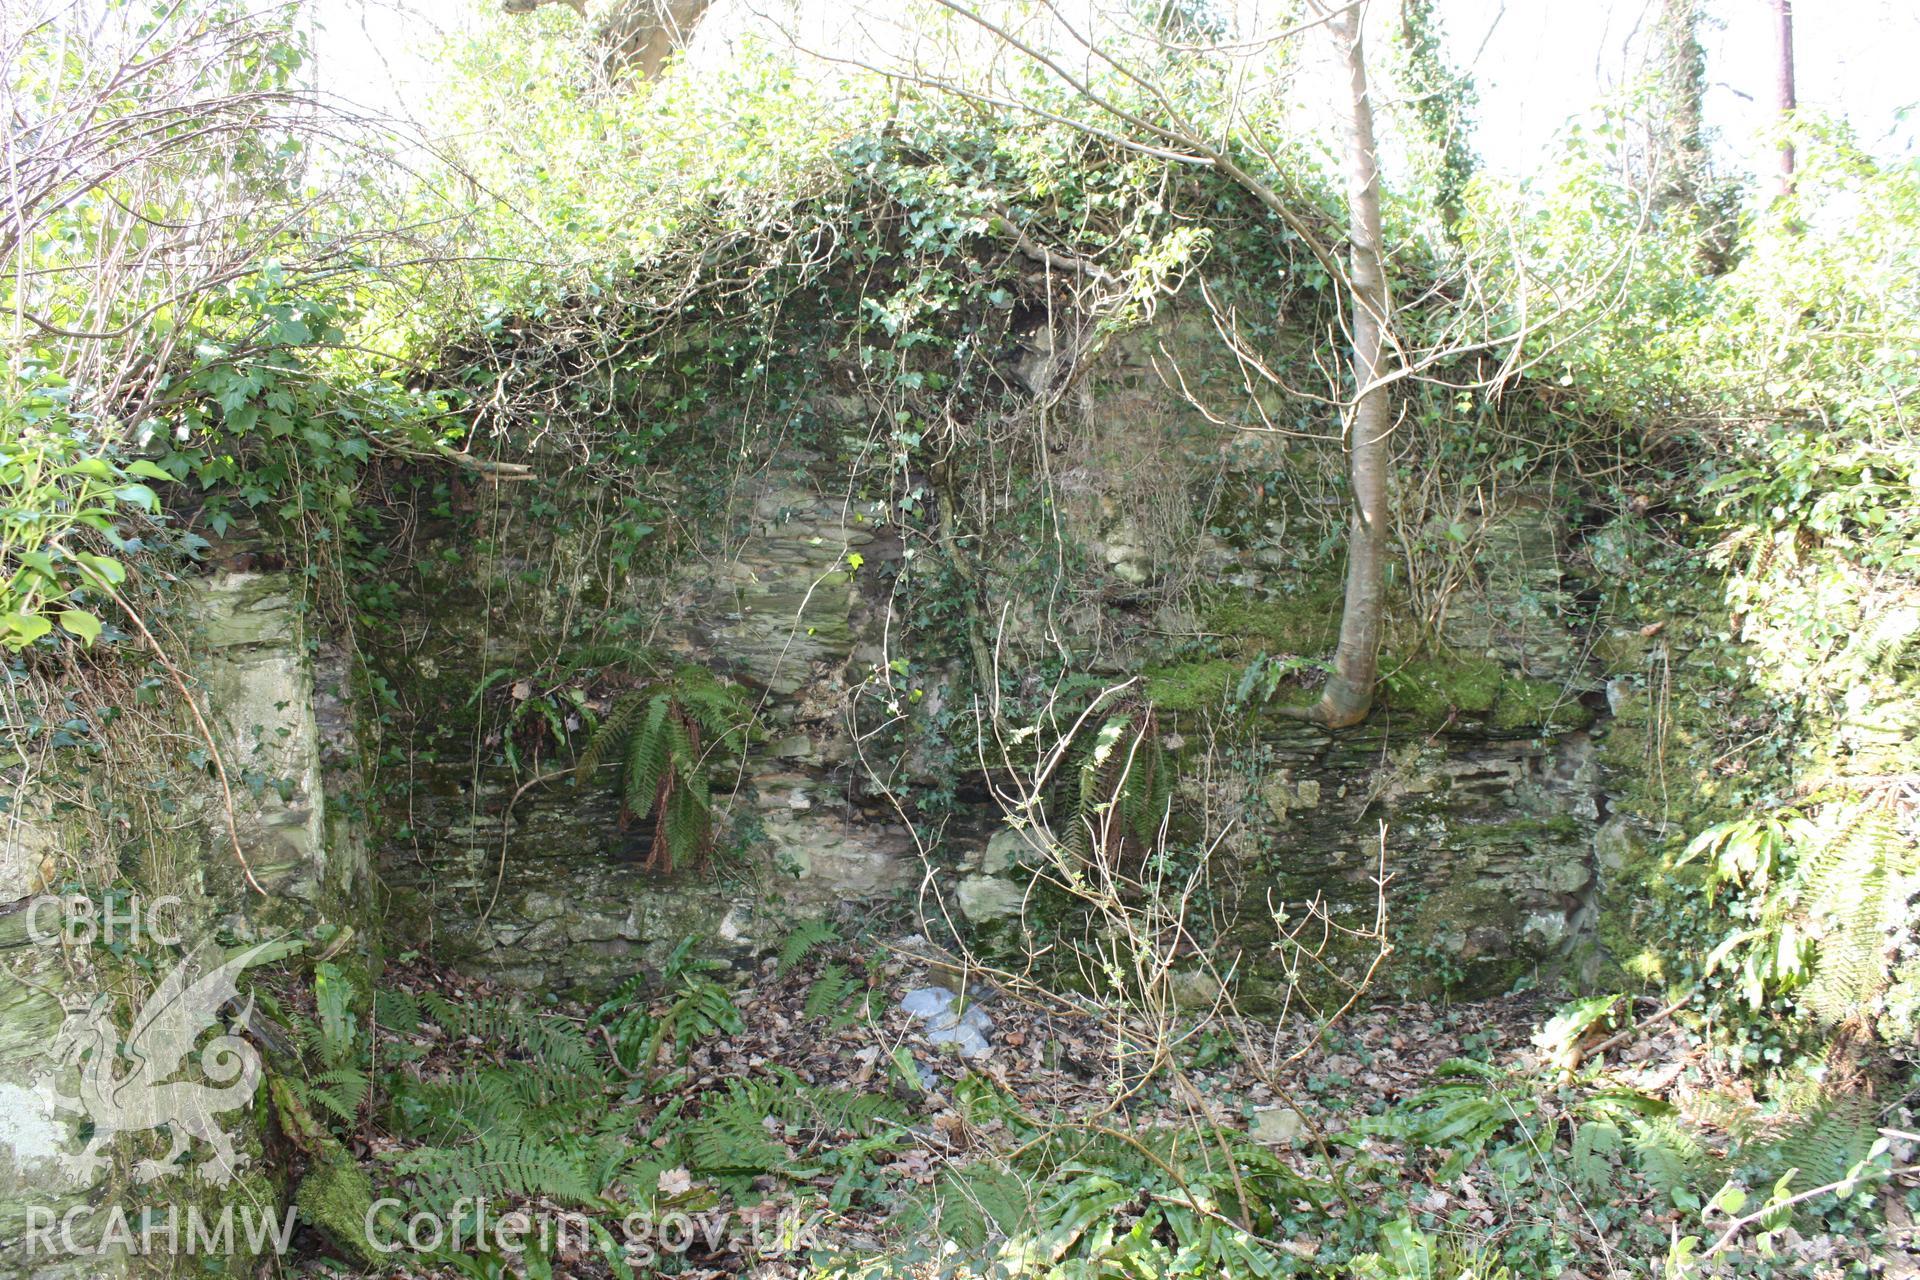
<box><xmin>1311</xmin><ymin>4</ymin><xmax>1393</xmax><ymax>730</ymax></box>
<box><xmin>1652</xmin><ymin>0</ymin><xmax>1707</xmax><ymax>213</ymax></box>
<box><xmin>504</xmin><ymin>0</ymin><xmax>716</xmax><ymax>81</ymax></box>
<box><xmin>1775</xmin><ymin>0</ymin><xmax>1797</xmax><ymax>194</ymax></box>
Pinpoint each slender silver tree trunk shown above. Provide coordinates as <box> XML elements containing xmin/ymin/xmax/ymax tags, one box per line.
<box><xmin>1312</xmin><ymin>2</ymin><xmax>1393</xmax><ymax>729</ymax></box>
<box><xmin>1775</xmin><ymin>0</ymin><xmax>1797</xmax><ymax>194</ymax></box>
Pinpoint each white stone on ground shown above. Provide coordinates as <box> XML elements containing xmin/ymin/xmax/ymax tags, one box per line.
<box><xmin>898</xmin><ymin>986</ymin><xmax>993</xmax><ymax>1057</ymax></box>
<box><xmin>898</xmin><ymin>987</ymin><xmax>955</xmax><ymax>1018</ymax></box>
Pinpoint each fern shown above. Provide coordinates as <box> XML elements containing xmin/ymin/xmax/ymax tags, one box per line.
<box><xmin>1797</xmin><ymin>804</ymin><xmax>1905</xmax><ymax>1023</ymax></box>
<box><xmin>967</xmin><ymin>1119</ymin><xmax>1311</xmax><ymax>1274</ymax></box>
<box><xmin>313</xmin><ymin>961</ymin><xmax>359</xmax><ymax>1069</ymax></box>
<box><xmin>302</xmin><ymin>1067</ymin><xmax>370</xmax><ymax>1124</ymax></box>
<box><xmin>566</xmin><ymin>648</ymin><xmax>752</xmax><ymax>872</ymax></box>
<box><xmin>685</xmin><ymin>1070</ymin><xmax>908</xmax><ymax>1189</ymax></box>
<box><xmin>389</xmin><ymin>1072</ymin><xmax>515</xmax><ymax>1143</ymax></box>
<box><xmin>1688</xmin><ymin>796</ymin><xmax>1913</xmax><ymax>1021</ymax></box>
<box><xmin>688</xmin><ymin>1082</ymin><xmax>791</xmax><ymax>1179</ymax></box>
<box><xmin>1051</xmin><ymin>701</ymin><xmax>1172</xmax><ymax>870</ymax></box>
<box><xmin>908</xmin><ymin>1164</ymin><xmax>1033</xmax><ymax>1250</ymax></box>
<box><xmin>389</xmin><ymin>1134</ymin><xmax>601</xmax><ymax>1213</ymax></box>
<box><xmin>1570</xmin><ymin>1119</ymin><xmax>1623</xmax><ymax>1194</ymax></box>
<box><xmin>419</xmin><ymin>993</ymin><xmax>604</xmax><ymax>1080</ymax></box>
<box><xmin>589</xmin><ymin>954</ymin><xmax>741</xmax><ymax>1079</ymax></box>
<box><xmin>588</xmin><ymin>972</ymin><xmax>655</xmax><ymax>1073</ymax></box>
<box><xmin>374</xmin><ymin>988</ymin><xmax>422</xmax><ymax>1032</ymax></box>
<box><xmin>660</xmin><ymin>975</ymin><xmax>743</xmax><ymax>1056</ymax></box>
<box><xmin>1836</xmin><ymin>602</ymin><xmax>1920</xmax><ymax>678</ymax></box>
<box><xmin>1753</xmin><ymin>1094</ymin><xmax>1880</xmax><ymax>1192</ymax></box>
<box><xmin>1353</xmin><ymin>1219</ymin><xmax>1513</xmax><ymax>1280</ymax></box>
<box><xmin>1356</xmin><ymin>1059</ymin><xmax>1539</xmax><ymax>1180</ymax></box>
<box><xmin>778</xmin><ymin>918</ymin><xmax>841</xmax><ymax>974</ymax></box>
<box><xmin>804</xmin><ymin>963</ymin><xmax>869</xmax><ymax>1026</ymax></box>
<box><xmin>1628</xmin><ymin>1116</ymin><xmax>1712</xmax><ymax>1203</ymax></box>
<box><xmin>281</xmin><ymin>963</ymin><xmax>371</xmax><ymax>1131</ymax></box>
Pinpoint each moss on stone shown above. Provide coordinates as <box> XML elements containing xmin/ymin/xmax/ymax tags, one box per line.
<box><xmin>1141</xmin><ymin>657</ymin><xmax>1242</xmax><ymax>712</ymax></box>
<box><xmin>1491</xmin><ymin>676</ymin><xmax>1596</xmax><ymax>734</ymax></box>
<box><xmin>1201</xmin><ymin>584</ymin><xmax>1342</xmax><ymax>657</ymax></box>
<box><xmin>1454</xmin><ymin>814</ymin><xmax>1585</xmax><ymax>846</ymax></box>
<box><xmin>1386</xmin><ymin>653</ymin><xmax>1505</xmax><ymax>723</ymax></box>
<box><xmin>1594</xmin><ymin>718</ymin><xmax>1728</xmax><ymax>832</ymax></box>
<box><xmin>296</xmin><ymin>1152</ymin><xmax>389</xmax><ymax>1266</ymax></box>
<box><xmin>272</xmin><ymin>1073</ymin><xmax>392</xmax><ymax>1264</ymax></box>
<box><xmin>1384</xmin><ymin>650</ymin><xmax>1593</xmax><ymax>734</ymax></box>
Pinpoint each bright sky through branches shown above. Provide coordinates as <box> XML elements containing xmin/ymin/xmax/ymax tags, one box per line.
<box><xmin>310</xmin><ymin>0</ymin><xmax>1917</xmax><ymax>180</ymax></box>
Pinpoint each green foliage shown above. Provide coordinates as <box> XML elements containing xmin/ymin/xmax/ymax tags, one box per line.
<box><xmin>568</xmin><ymin>648</ymin><xmax>752</xmax><ymax>872</ymax></box>
<box><xmin>0</xmin><ymin>404</ymin><xmax>157</xmax><ymax>648</ymax></box>
<box><xmin>1231</xmin><ymin>652</ymin><xmax>1325</xmax><ymax>709</ymax></box>
<box><xmin>1361</xmin><ymin>1058</ymin><xmax>1696</xmax><ymax>1203</ymax></box>
<box><xmin>312</xmin><ymin>962</ymin><xmax>358</xmax><ymax>1065</ymax></box>
<box><xmin>589</xmin><ymin>937</ymin><xmax>742</xmax><ymax>1079</ymax></box>
<box><xmin>803</xmin><ymin>963</ymin><xmax>872</xmax><ymax>1027</ymax></box>
<box><xmin>282</xmin><ymin>962</ymin><xmax>370</xmax><ymax>1129</ymax></box>
<box><xmin>418</xmin><ymin>991</ymin><xmax>602</xmax><ymax>1076</ymax></box>
<box><xmin>361</xmin><ymin>982</ymin><xmax>674</xmax><ymax>1254</ymax></box>
<box><xmin>1358</xmin><ymin>1059</ymin><xmax>1545</xmax><ymax>1180</ymax></box>
<box><xmin>1795</xmin><ymin>808</ymin><xmax>1908</xmax><ymax>1025</ymax></box>
<box><xmin>778</xmin><ymin>918</ymin><xmax>842</xmax><ymax>974</ymax></box>
<box><xmin>1756</xmin><ymin>1094</ymin><xmax>1882</xmax><ymax>1193</ymax></box>
<box><xmin>684</xmin><ymin>1067</ymin><xmax>908</xmax><ymax>1194</ymax></box>
<box><xmin>1628</xmin><ymin>1115</ymin><xmax>1713</xmax><ymax>1205</ymax></box>
<box><xmin>1052</xmin><ymin>701</ymin><xmax>1173</xmax><ymax>868</ymax></box>
<box><xmin>885</xmin><ymin>1077</ymin><xmax>1319</xmax><ymax>1273</ymax></box>
<box><xmin>1</xmin><ymin>5</ymin><xmax>401</xmax><ymax>644</ymax></box>
<box><xmin>1389</xmin><ymin>0</ymin><xmax>1478</xmax><ymax>241</ymax></box>
<box><xmin>387</xmin><ymin>1135</ymin><xmax>603</xmax><ymax>1214</ymax></box>
<box><xmin>1352</xmin><ymin>1217</ymin><xmax>1511</xmax><ymax>1280</ymax></box>
<box><xmin>1012</xmin><ymin>1123</ymin><xmax>1310</xmax><ymax>1276</ymax></box>
<box><xmin>910</xmin><ymin>1164</ymin><xmax>1033</xmax><ymax>1252</ymax></box>
<box><xmin>1569</xmin><ymin>1117</ymin><xmax>1623</xmax><ymax>1195</ymax></box>
<box><xmin>1682</xmin><ymin>799</ymin><xmax>1914</xmax><ymax>1023</ymax></box>
<box><xmin>1488</xmin><ymin>108</ymin><xmax>1917</xmax><ymax>1075</ymax></box>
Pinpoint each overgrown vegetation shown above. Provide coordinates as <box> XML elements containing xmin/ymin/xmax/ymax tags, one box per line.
<box><xmin>3</xmin><ymin>0</ymin><xmax>1915</xmax><ymax>1275</ymax></box>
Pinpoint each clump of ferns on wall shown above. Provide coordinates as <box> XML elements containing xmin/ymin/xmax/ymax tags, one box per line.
<box><xmin>568</xmin><ymin>647</ymin><xmax>753</xmax><ymax>872</ymax></box>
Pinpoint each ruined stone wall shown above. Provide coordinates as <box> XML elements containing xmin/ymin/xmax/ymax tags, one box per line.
<box><xmin>365</xmin><ymin>307</ymin><xmax>1680</xmax><ymax>1003</ymax></box>
<box><xmin>920</xmin><ymin>314</ymin><xmax>1628</xmax><ymax>999</ymax></box>
<box><xmin>372</xmin><ymin>457</ymin><xmax>917</xmax><ymax>992</ymax></box>
<box><xmin>0</xmin><ymin>571</ymin><xmax>370</xmax><ymax>1275</ymax></box>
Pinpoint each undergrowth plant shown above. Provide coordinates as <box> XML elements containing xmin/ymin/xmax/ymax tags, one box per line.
<box><xmin>1361</xmin><ymin>1047</ymin><xmax>1895</xmax><ymax>1249</ymax></box>
<box><xmin>1052</xmin><ymin>700</ymin><xmax>1174</xmax><ymax>874</ymax></box>
<box><xmin>568</xmin><ymin>648</ymin><xmax>753</xmax><ymax>872</ymax></box>
<box><xmin>1682</xmin><ymin>796</ymin><xmax>1915</xmax><ymax>1031</ymax></box>
<box><xmin>590</xmin><ymin>936</ymin><xmax>742</xmax><ymax>1081</ymax></box>
<box><xmin>862</xmin><ymin>1075</ymin><xmax>1319</xmax><ymax>1279</ymax></box>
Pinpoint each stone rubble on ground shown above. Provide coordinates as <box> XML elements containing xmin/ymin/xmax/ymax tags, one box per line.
<box><xmin>1249</xmin><ymin>1104</ymin><xmax>1307</xmax><ymax>1147</ymax></box>
<box><xmin>897</xmin><ymin>985</ymin><xmax>994</xmax><ymax>1057</ymax></box>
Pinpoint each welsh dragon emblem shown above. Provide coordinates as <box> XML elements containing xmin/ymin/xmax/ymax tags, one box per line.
<box><xmin>42</xmin><ymin>940</ymin><xmax>278</xmax><ymax>1187</ymax></box>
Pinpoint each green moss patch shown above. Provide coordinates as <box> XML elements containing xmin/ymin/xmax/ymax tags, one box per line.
<box><xmin>1201</xmin><ymin>584</ymin><xmax>1343</xmax><ymax>657</ymax></box>
<box><xmin>1142</xmin><ymin>657</ymin><xmax>1242</xmax><ymax>712</ymax></box>
<box><xmin>1384</xmin><ymin>651</ymin><xmax>1593</xmax><ymax>734</ymax></box>
<box><xmin>296</xmin><ymin>1153</ymin><xmax>389</xmax><ymax>1266</ymax></box>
